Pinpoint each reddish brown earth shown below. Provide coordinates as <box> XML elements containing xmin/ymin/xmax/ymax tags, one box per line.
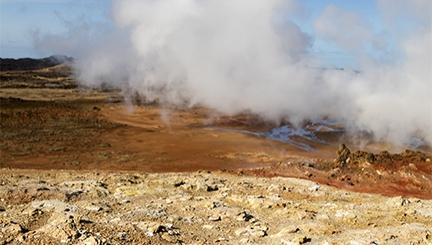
<box><xmin>1</xmin><ymin>65</ymin><xmax>431</xmax><ymax>200</ymax></box>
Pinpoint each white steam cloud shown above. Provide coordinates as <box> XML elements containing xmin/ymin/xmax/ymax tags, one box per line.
<box><xmin>36</xmin><ymin>0</ymin><xmax>432</xmax><ymax>146</ymax></box>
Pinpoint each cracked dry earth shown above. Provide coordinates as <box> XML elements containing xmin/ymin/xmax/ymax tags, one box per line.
<box><xmin>0</xmin><ymin>169</ymin><xmax>431</xmax><ymax>244</ymax></box>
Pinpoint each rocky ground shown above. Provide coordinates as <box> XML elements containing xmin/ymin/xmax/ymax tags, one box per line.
<box><xmin>1</xmin><ymin>58</ymin><xmax>432</xmax><ymax>244</ymax></box>
<box><xmin>0</xmin><ymin>169</ymin><xmax>431</xmax><ymax>244</ymax></box>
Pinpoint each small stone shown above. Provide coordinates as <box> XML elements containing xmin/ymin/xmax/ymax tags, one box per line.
<box><xmin>299</xmin><ymin>236</ymin><xmax>312</xmax><ymax>244</ymax></box>
<box><xmin>30</xmin><ymin>208</ymin><xmax>43</xmax><ymax>216</ymax></box>
<box><xmin>208</xmin><ymin>201</ymin><xmax>222</xmax><ymax>209</ymax></box>
<box><xmin>401</xmin><ymin>198</ymin><xmax>410</xmax><ymax>206</ymax></box>
<box><xmin>79</xmin><ymin>217</ymin><xmax>93</xmax><ymax>224</ymax></box>
<box><xmin>203</xmin><ymin>225</ymin><xmax>214</xmax><ymax>230</ymax></box>
<box><xmin>235</xmin><ymin>224</ymin><xmax>268</xmax><ymax>238</ymax></box>
<box><xmin>117</xmin><ymin>232</ymin><xmax>128</xmax><ymax>240</ymax></box>
<box><xmin>308</xmin><ymin>184</ymin><xmax>320</xmax><ymax>192</ymax></box>
<box><xmin>206</xmin><ymin>185</ymin><xmax>219</xmax><ymax>192</ymax></box>
<box><xmin>237</xmin><ymin>211</ymin><xmax>254</xmax><ymax>222</ymax></box>
<box><xmin>174</xmin><ymin>180</ymin><xmax>185</xmax><ymax>187</ymax></box>
<box><xmin>288</xmin><ymin>227</ymin><xmax>300</xmax><ymax>233</ymax></box>
<box><xmin>120</xmin><ymin>199</ymin><xmax>131</xmax><ymax>204</ymax></box>
<box><xmin>304</xmin><ymin>171</ymin><xmax>313</xmax><ymax>178</ymax></box>
<box><xmin>80</xmin><ymin>236</ymin><xmax>98</xmax><ymax>245</ymax></box>
<box><xmin>215</xmin><ymin>237</ymin><xmax>227</xmax><ymax>242</ymax></box>
<box><xmin>85</xmin><ymin>205</ymin><xmax>103</xmax><ymax>212</ymax></box>
<box><xmin>209</xmin><ymin>215</ymin><xmax>221</xmax><ymax>222</ymax></box>
<box><xmin>7</xmin><ymin>223</ymin><xmax>27</xmax><ymax>235</ymax></box>
<box><xmin>65</xmin><ymin>190</ymin><xmax>83</xmax><ymax>201</ymax></box>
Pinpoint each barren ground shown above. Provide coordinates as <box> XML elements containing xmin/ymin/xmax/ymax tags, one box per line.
<box><xmin>1</xmin><ymin>169</ymin><xmax>431</xmax><ymax>244</ymax></box>
<box><xmin>0</xmin><ymin>64</ymin><xmax>431</xmax><ymax>244</ymax></box>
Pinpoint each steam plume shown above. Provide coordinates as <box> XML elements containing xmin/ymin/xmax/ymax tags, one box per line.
<box><xmin>35</xmin><ymin>0</ymin><xmax>432</xmax><ymax>146</ymax></box>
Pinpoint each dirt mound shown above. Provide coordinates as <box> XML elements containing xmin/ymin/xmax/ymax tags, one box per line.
<box><xmin>335</xmin><ymin>144</ymin><xmax>431</xmax><ymax>167</ymax></box>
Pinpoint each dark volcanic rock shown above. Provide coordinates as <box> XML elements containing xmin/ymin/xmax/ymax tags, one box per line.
<box><xmin>335</xmin><ymin>144</ymin><xmax>351</xmax><ymax>168</ymax></box>
<box><xmin>335</xmin><ymin>144</ymin><xmax>430</xmax><ymax>166</ymax></box>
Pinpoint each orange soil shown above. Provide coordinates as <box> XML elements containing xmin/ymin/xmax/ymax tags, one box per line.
<box><xmin>1</xmin><ymin>103</ymin><xmax>431</xmax><ymax>199</ymax></box>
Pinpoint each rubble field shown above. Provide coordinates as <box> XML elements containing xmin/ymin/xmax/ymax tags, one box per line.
<box><xmin>1</xmin><ymin>169</ymin><xmax>431</xmax><ymax>244</ymax></box>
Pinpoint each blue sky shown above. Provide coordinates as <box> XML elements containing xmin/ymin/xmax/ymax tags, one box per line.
<box><xmin>0</xmin><ymin>0</ymin><xmax>379</xmax><ymax>68</ymax></box>
<box><xmin>0</xmin><ymin>0</ymin><xmax>111</xmax><ymax>57</ymax></box>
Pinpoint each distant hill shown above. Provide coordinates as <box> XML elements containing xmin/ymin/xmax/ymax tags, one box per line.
<box><xmin>0</xmin><ymin>55</ymin><xmax>73</xmax><ymax>71</ymax></box>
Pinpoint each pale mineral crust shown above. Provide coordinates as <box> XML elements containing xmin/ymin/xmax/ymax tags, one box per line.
<box><xmin>0</xmin><ymin>169</ymin><xmax>431</xmax><ymax>244</ymax></box>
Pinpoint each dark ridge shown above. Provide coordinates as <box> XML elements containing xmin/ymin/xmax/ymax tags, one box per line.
<box><xmin>0</xmin><ymin>55</ymin><xmax>74</xmax><ymax>71</ymax></box>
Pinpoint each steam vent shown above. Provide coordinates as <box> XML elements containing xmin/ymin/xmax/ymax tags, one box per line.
<box><xmin>1</xmin><ymin>0</ymin><xmax>431</xmax><ymax>244</ymax></box>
